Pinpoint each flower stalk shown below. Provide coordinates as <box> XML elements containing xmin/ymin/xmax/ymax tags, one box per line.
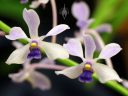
<box><xmin>0</xmin><ymin>20</ymin><xmax>10</xmax><ymax>33</ymax></box>
<box><xmin>50</xmin><ymin>0</ymin><xmax>57</xmax><ymax>43</ymax></box>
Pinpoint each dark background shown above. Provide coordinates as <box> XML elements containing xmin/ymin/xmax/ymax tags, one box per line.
<box><xmin>0</xmin><ymin>0</ymin><xmax>128</xmax><ymax>96</ymax></box>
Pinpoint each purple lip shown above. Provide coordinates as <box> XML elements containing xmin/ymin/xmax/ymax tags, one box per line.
<box><xmin>78</xmin><ymin>62</ymin><xmax>93</xmax><ymax>83</ymax></box>
<box><xmin>27</xmin><ymin>47</ymin><xmax>41</xmax><ymax>59</ymax></box>
<box><xmin>78</xmin><ymin>70</ymin><xmax>93</xmax><ymax>83</ymax></box>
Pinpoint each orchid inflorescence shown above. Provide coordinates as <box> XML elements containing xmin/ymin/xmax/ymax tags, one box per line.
<box><xmin>0</xmin><ymin>0</ymin><xmax>125</xmax><ymax>94</ymax></box>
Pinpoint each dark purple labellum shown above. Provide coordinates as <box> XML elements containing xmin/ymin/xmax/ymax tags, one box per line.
<box><xmin>27</xmin><ymin>48</ymin><xmax>41</xmax><ymax>59</ymax></box>
<box><xmin>78</xmin><ymin>70</ymin><xmax>93</xmax><ymax>83</ymax></box>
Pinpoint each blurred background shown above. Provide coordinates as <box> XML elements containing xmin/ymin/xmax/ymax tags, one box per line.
<box><xmin>0</xmin><ymin>0</ymin><xmax>128</xmax><ymax>96</ymax></box>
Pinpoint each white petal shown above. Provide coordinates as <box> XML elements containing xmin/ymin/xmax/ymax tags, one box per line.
<box><xmin>84</xmin><ymin>35</ymin><xmax>96</xmax><ymax>59</ymax></box>
<box><xmin>29</xmin><ymin>1</ymin><xmax>40</xmax><ymax>9</ymax></box>
<box><xmin>6</xmin><ymin>44</ymin><xmax>30</xmax><ymax>64</ymax></box>
<box><xmin>12</xmin><ymin>41</ymin><xmax>24</xmax><ymax>49</ymax></box>
<box><xmin>71</xmin><ymin>1</ymin><xmax>90</xmax><ymax>21</ymax></box>
<box><xmin>5</xmin><ymin>27</ymin><xmax>28</xmax><ymax>40</ymax></box>
<box><xmin>23</xmin><ymin>8</ymin><xmax>40</xmax><ymax>39</ymax></box>
<box><xmin>92</xmin><ymin>63</ymin><xmax>122</xmax><ymax>83</ymax></box>
<box><xmin>39</xmin><ymin>0</ymin><xmax>49</xmax><ymax>4</ymax></box>
<box><xmin>98</xmin><ymin>43</ymin><xmax>122</xmax><ymax>59</ymax></box>
<box><xmin>122</xmin><ymin>79</ymin><xmax>128</xmax><ymax>89</ymax></box>
<box><xmin>28</xmin><ymin>71</ymin><xmax>51</xmax><ymax>90</ymax></box>
<box><xmin>63</xmin><ymin>38</ymin><xmax>84</xmax><ymax>59</ymax></box>
<box><xmin>39</xmin><ymin>41</ymin><xmax>69</xmax><ymax>60</ymax></box>
<box><xmin>45</xmin><ymin>24</ymin><xmax>70</xmax><ymax>37</ymax></box>
<box><xmin>9</xmin><ymin>70</ymin><xmax>25</xmax><ymax>83</ymax></box>
<box><xmin>55</xmin><ymin>64</ymin><xmax>84</xmax><ymax>79</ymax></box>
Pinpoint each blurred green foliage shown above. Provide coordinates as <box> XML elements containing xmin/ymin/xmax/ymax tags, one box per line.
<box><xmin>0</xmin><ymin>0</ymin><xmax>29</xmax><ymax>25</ymax></box>
<box><xmin>91</xmin><ymin>0</ymin><xmax>128</xmax><ymax>43</ymax></box>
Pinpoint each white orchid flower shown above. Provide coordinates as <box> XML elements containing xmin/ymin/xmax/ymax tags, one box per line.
<box><xmin>10</xmin><ymin>42</ymin><xmax>66</xmax><ymax>90</ymax></box>
<box><xmin>9</xmin><ymin>59</ymin><xmax>51</xmax><ymax>90</ymax></box>
<box><xmin>5</xmin><ymin>8</ymin><xmax>69</xmax><ymax>64</ymax></box>
<box><xmin>30</xmin><ymin>0</ymin><xmax>49</xmax><ymax>8</ymax></box>
<box><xmin>56</xmin><ymin>35</ymin><xmax>122</xmax><ymax>83</ymax></box>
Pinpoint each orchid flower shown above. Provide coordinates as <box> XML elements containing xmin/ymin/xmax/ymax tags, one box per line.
<box><xmin>9</xmin><ymin>58</ymin><xmax>66</xmax><ymax>90</ymax></box>
<box><xmin>30</xmin><ymin>0</ymin><xmax>49</xmax><ymax>8</ymax></box>
<box><xmin>5</xmin><ymin>8</ymin><xmax>69</xmax><ymax>65</ymax></box>
<box><xmin>72</xmin><ymin>1</ymin><xmax>112</xmax><ymax>32</ymax></box>
<box><xmin>10</xmin><ymin>42</ymin><xmax>66</xmax><ymax>90</ymax></box>
<box><xmin>56</xmin><ymin>35</ymin><xmax>122</xmax><ymax>83</ymax></box>
<box><xmin>9</xmin><ymin>59</ymin><xmax>51</xmax><ymax>90</ymax></box>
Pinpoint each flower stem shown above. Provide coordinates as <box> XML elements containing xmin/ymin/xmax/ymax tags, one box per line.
<box><xmin>0</xmin><ymin>20</ymin><xmax>11</xmax><ymax>33</ymax></box>
<box><xmin>50</xmin><ymin>0</ymin><xmax>57</xmax><ymax>43</ymax></box>
<box><xmin>0</xmin><ymin>21</ymin><xmax>128</xmax><ymax>96</ymax></box>
<box><xmin>93</xmin><ymin>73</ymin><xmax>128</xmax><ymax>95</ymax></box>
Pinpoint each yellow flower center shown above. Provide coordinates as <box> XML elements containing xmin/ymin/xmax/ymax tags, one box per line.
<box><xmin>30</xmin><ymin>42</ymin><xmax>37</xmax><ymax>47</ymax></box>
<box><xmin>84</xmin><ymin>64</ymin><xmax>91</xmax><ymax>70</ymax></box>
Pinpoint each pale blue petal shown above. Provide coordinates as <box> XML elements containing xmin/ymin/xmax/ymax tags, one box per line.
<box><xmin>63</xmin><ymin>38</ymin><xmax>84</xmax><ymax>60</ymax></box>
<box><xmin>72</xmin><ymin>1</ymin><xmax>90</xmax><ymax>21</ymax></box>
<box><xmin>98</xmin><ymin>43</ymin><xmax>122</xmax><ymax>59</ymax></box>
<box><xmin>95</xmin><ymin>24</ymin><xmax>112</xmax><ymax>33</ymax></box>
<box><xmin>9</xmin><ymin>70</ymin><xmax>25</xmax><ymax>83</ymax></box>
<box><xmin>5</xmin><ymin>27</ymin><xmax>28</xmax><ymax>40</ymax></box>
<box><xmin>45</xmin><ymin>24</ymin><xmax>70</xmax><ymax>37</ymax></box>
<box><xmin>23</xmin><ymin>8</ymin><xmax>40</xmax><ymax>39</ymax></box>
<box><xmin>84</xmin><ymin>35</ymin><xmax>96</xmax><ymax>59</ymax></box>
<box><xmin>28</xmin><ymin>71</ymin><xmax>51</xmax><ymax>90</ymax></box>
